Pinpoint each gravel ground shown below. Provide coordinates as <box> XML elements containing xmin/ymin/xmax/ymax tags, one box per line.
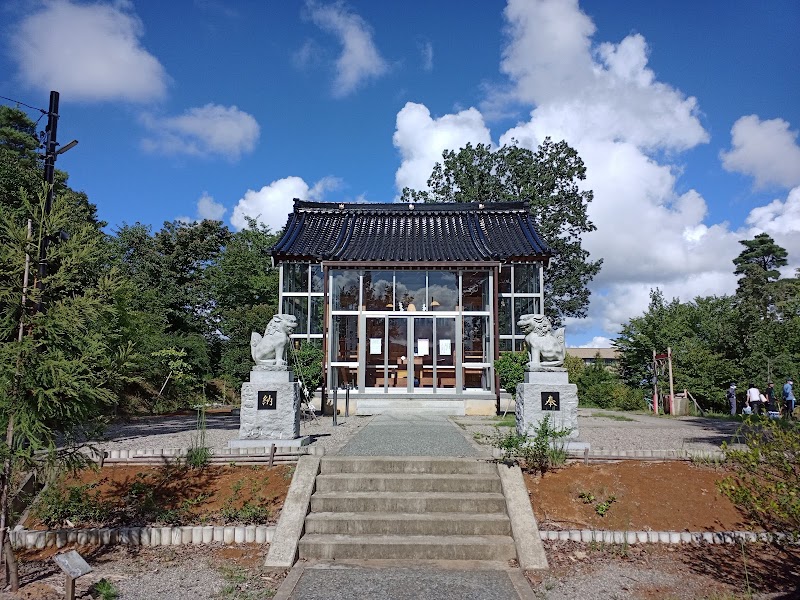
<box><xmin>455</xmin><ymin>408</ymin><xmax>743</xmax><ymax>455</ymax></box>
<box><xmin>93</xmin><ymin>411</ymin><xmax>375</xmax><ymax>456</ymax></box>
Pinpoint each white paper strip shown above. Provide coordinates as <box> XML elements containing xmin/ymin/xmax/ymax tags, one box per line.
<box><xmin>439</xmin><ymin>339</ymin><xmax>452</xmax><ymax>356</ymax></box>
<box><xmin>369</xmin><ymin>338</ymin><xmax>382</xmax><ymax>355</ymax></box>
<box><xmin>417</xmin><ymin>338</ymin><xmax>430</xmax><ymax>356</ymax></box>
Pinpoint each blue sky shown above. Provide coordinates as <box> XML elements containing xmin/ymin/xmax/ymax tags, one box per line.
<box><xmin>2</xmin><ymin>0</ymin><xmax>799</xmax><ymax>347</ymax></box>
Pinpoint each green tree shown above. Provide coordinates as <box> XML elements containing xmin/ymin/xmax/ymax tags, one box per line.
<box><xmin>206</xmin><ymin>218</ymin><xmax>280</xmax><ymax>385</ymax></box>
<box><xmin>401</xmin><ymin>139</ymin><xmax>602</xmax><ymax>322</ymax></box>
<box><xmin>734</xmin><ymin>233</ymin><xmax>789</xmax><ymax>323</ymax></box>
<box><xmin>0</xmin><ymin>187</ymin><xmax>132</xmax><ymax>588</ymax></box>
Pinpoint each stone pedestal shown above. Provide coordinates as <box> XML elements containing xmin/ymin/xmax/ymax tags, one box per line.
<box><xmin>516</xmin><ymin>368</ymin><xmax>579</xmax><ymax>439</ymax></box>
<box><xmin>229</xmin><ymin>369</ymin><xmax>309</xmax><ymax>449</ymax></box>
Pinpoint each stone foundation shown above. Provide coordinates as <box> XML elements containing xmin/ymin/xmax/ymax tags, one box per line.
<box><xmin>516</xmin><ymin>369</ymin><xmax>579</xmax><ymax>439</ymax></box>
<box><xmin>231</xmin><ymin>370</ymin><xmax>304</xmax><ymax>448</ymax></box>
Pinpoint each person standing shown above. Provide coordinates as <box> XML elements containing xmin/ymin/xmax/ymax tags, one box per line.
<box><xmin>765</xmin><ymin>382</ymin><xmax>776</xmax><ymax>413</ymax></box>
<box><xmin>784</xmin><ymin>378</ymin><xmax>795</xmax><ymax>419</ymax></box>
<box><xmin>727</xmin><ymin>383</ymin><xmax>737</xmax><ymax>416</ymax></box>
<box><xmin>747</xmin><ymin>383</ymin><xmax>761</xmax><ymax>416</ymax></box>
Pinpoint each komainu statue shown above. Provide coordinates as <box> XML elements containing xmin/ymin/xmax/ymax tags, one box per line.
<box><xmin>517</xmin><ymin>313</ymin><xmax>566</xmax><ymax>369</ymax></box>
<box><xmin>251</xmin><ymin>314</ymin><xmax>298</xmax><ymax>368</ymax></box>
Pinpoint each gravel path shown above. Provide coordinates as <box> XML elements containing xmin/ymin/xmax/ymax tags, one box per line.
<box><xmin>94</xmin><ymin>411</ymin><xmax>375</xmax><ymax>456</ymax></box>
<box><xmin>455</xmin><ymin>408</ymin><xmax>743</xmax><ymax>455</ymax></box>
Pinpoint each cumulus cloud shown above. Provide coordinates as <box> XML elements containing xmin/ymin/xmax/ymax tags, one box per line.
<box><xmin>392</xmin><ymin>0</ymin><xmax>800</xmax><ymax>343</ymax></box>
<box><xmin>577</xmin><ymin>336</ymin><xmax>613</xmax><ymax>349</ymax></box>
<box><xmin>8</xmin><ymin>0</ymin><xmax>168</xmax><ymax>102</ymax></box>
<box><xmin>393</xmin><ymin>102</ymin><xmax>492</xmax><ymax>192</ymax></box>
<box><xmin>721</xmin><ymin>115</ymin><xmax>800</xmax><ymax>189</ymax></box>
<box><xmin>306</xmin><ymin>1</ymin><xmax>388</xmax><ymax>97</ymax></box>
<box><xmin>230</xmin><ymin>176</ymin><xmax>342</xmax><ymax>231</ymax></box>
<box><xmin>177</xmin><ymin>192</ymin><xmax>227</xmax><ymax>223</ymax></box>
<box><xmin>141</xmin><ymin>104</ymin><xmax>260</xmax><ymax>160</ymax></box>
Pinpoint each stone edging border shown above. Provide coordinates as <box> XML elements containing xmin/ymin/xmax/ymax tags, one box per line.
<box><xmin>539</xmin><ymin>529</ymin><xmax>797</xmax><ymax>545</ymax></box>
<box><xmin>103</xmin><ymin>446</ymin><xmax>325</xmax><ymax>460</ymax></box>
<box><xmin>492</xmin><ymin>448</ymin><xmax>726</xmax><ymax>461</ymax></box>
<box><xmin>11</xmin><ymin>525</ymin><xmax>275</xmax><ymax>550</ymax></box>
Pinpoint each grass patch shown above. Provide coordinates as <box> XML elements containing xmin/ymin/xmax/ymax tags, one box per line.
<box><xmin>592</xmin><ymin>411</ymin><xmax>635</xmax><ymax>422</ymax></box>
<box><xmin>492</xmin><ymin>414</ymin><xmax>516</xmax><ymax>427</ymax></box>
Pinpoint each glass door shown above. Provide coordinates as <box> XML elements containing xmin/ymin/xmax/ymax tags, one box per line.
<box><xmin>387</xmin><ymin>318</ymin><xmax>408</xmax><ymax>392</ymax></box>
<box><xmin>435</xmin><ymin>317</ymin><xmax>456</xmax><ymax>391</ymax></box>
<box><xmin>413</xmin><ymin>318</ymin><xmax>433</xmax><ymax>389</ymax></box>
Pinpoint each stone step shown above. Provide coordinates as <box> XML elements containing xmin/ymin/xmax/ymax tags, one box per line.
<box><xmin>320</xmin><ymin>456</ymin><xmax>498</xmax><ymax>475</ymax></box>
<box><xmin>304</xmin><ymin>512</ymin><xmax>512</xmax><ymax>536</ymax></box>
<box><xmin>299</xmin><ymin>534</ymin><xmax>517</xmax><ymax>561</ymax></box>
<box><xmin>310</xmin><ymin>491</ymin><xmax>508</xmax><ymax>514</ymax></box>
<box><xmin>315</xmin><ymin>473</ymin><xmax>502</xmax><ymax>493</ymax></box>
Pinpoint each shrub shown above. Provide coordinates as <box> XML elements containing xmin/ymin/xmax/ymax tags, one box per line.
<box><xmin>495</xmin><ymin>351</ymin><xmax>527</xmax><ymax>397</ymax></box>
<box><xmin>717</xmin><ymin>420</ymin><xmax>800</xmax><ymax>534</ymax></box>
<box><xmin>493</xmin><ymin>415</ymin><xmax>572</xmax><ymax>474</ymax></box>
<box><xmin>33</xmin><ymin>480</ymin><xmax>112</xmax><ymax>528</ymax></box>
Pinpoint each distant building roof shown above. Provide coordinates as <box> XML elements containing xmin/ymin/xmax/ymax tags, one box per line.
<box><xmin>271</xmin><ymin>199</ymin><xmax>552</xmax><ymax>263</ymax></box>
<box><xmin>566</xmin><ymin>347</ymin><xmax>620</xmax><ymax>360</ymax></box>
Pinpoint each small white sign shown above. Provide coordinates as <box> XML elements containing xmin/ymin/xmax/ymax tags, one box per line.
<box><xmin>417</xmin><ymin>338</ymin><xmax>430</xmax><ymax>356</ymax></box>
<box><xmin>439</xmin><ymin>339</ymin><xmax>452</xmax><ymax>356</ymax></box>
<box><xmin>369</xmin><ymin>338</ymin><xmax>382</xmax><ymax>355</ymax></box>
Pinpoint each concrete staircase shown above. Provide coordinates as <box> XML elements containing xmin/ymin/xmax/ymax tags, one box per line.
<box><xmin>298</xmin><ymin>456</ymin><xmax>517</xmax><ymax>562</ymax></box>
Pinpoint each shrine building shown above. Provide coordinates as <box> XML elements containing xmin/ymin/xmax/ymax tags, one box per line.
<box><xmin>270</xmin><ymin>199</ymin><xmax>551</xmax><ymax>415</ymax></box>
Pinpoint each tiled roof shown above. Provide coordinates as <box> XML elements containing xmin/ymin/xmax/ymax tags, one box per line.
<box><xmin>271</xmin><ymin>200</ymin><xmax>551</xmax><ymax>263</ymax></box>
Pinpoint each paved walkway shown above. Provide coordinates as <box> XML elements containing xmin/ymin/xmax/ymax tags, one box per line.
<box><xmin>336</xmin><ymin>413</ymin><xmax>484</xmax><ymax>456</ymax></box>
<box><xmin>278</xmin><ymin>562</ymin><xmax>535</xmax><ymax>600</ymax></box>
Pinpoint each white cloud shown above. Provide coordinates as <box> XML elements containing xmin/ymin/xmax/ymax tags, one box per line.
<box><xmin>392</xmin><ymin>0</ymin><xmax>800</xmax><ymax>344</ymax></box>
<box><xmin>197</xmin><ymin>192</ymin><xmax>227</xmax><ymax>221</ymax></box>
<box><xmin>721</xmin><ymin>115</ymin><xmax>800</xmax><ymax>189</ymax></box>
<box><xmin>230</xmin><ymin>176</ymin><xmax>341</xmax><ymax>231</ymax></box>
<box><xmin>306</xmin><ymin>1</ymin><xmax>388</xmax><ymax>97</ymax></box>
<box><xmin>177</xmin><ymin>192</ymin><xmax>227</xmax><ymax>223</ymax></box>
<box><xmin>393</xmin><ymin>102</ymin><xmax>492</xmax><ymax>192</ymax></box>
<box><xmin>8</xmin><ymin>0</ymin><xmax>168</xmax><ymax>102</ymax></box>
<box><xmin>577</xmin><ymin>336</ymin><xmax>613</xmax><ymax>349</ymax></box>
<box><xmin>141</xmin><ymin>104</ymin><xmax>260</xmax><ymax>160</ymax></box>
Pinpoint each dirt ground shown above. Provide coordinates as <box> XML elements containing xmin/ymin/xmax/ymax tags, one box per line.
<box><xmin>527</xmin><ymin>461</ymin><xmax>751</xmax><ymax>532</ymax></box>
<box><xmin>27</xmin><ymin>464</ymin><xmax>293</xmax><ymax>529</ymax></box>
<box><xmin>530</xmin><ymin>540</ymin><xmax>800</xmax><ymax>599</ymax></box>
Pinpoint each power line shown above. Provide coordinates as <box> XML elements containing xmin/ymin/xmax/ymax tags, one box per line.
<box><xmin>0</xmin><ymin>94</ymin><xmax>47</xmax><ymax>115</ymax></box>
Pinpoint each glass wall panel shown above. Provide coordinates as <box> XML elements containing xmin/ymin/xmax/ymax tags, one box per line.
<box><xmin>310</xmin><ymin>264</ymin><xmax>324</xmax><ymax>293</ymax></box>
<box><xmin>283</xmin><ymin>297</ymin><xmax>308</xmax><ymax>334</ymax></box>
<box><xmin>284</xmin><ymin>263</ymin><xmax>308</xmax><ymax>293</ymax></box>
<box><xmin>463</xmin><ymin>315</ymin><xmax>489</xmax><ymax>362</ymax></box>
<box><xmin>331</xmin><ymin>315</ymin><xmax>358</xmax><ymax>362</ymax></box>
<box><xmin>498</xmin><ymin>296</ymin><xmax>512</xmax><ymax>336</ymax></box>
<box><xmin>499</xmin><ymin>339</ymin><xmax>513</xmax><ymax>352</ymax></box>
<box><xmin>413</xmin><ymin>318</ymin><xmax>433</xmax><ymax>388</ymax></box>
<box><xmin>498</xmin><ymin>267</ymin><xmax>512</xmax><ymax>294</ymax></box>
<box><xmin>513</xmin><ymin>264</ymin><xmax>540</xmax><ymax>294</ymax></box>
<box><xmin>463</xmin><ymin>367</ymin><xmax>491</xmax><ymax>390</ymax></box>
<box><xmin>514</xmin><ymin>297</ymin><xmax>540</xmax><ymax>321</ymax></box>
<box><xmin>388</xmin><ymin>318</ymin><xmax>408</xmax><ymax>390</ymax></box>
<box><xmin>363</xmin><ymin>270</ymin><xmax>394</xmax><ymax>311</ymax></box>
<box><xmin>332</xmin><ymin>366</ymin><xmax>358</xmax><ymax>390</ymax></box>
<box><xmin>395</xmin><ymin>271</ymin><xmax>426</xmax><ymax>312</ymax></box>
<box><xmin>462</xmin><ymin>271</ymin><xmax>489</xmax><ymax>311</ymax></box>
<box><xmin>427</xmin><ymin>271</ymin><xmax>458</xmax><ymax>311</ymax></box>
<box><xmin>331</xmin><ymin>270</ymin><xmax>359</xmax><ymax>311</ymax></box>
<box><xmin>366</xmin><ymin>317</ymin><xmax>385</xmax><ymax>389</ymax></box>
<box><xmin>435</xmin><ymin>318</ymin><xmax>456</xmax><ymax>390</ymax></box>
<box><xmin>310</xmin><ymin>297</ymin><xmax>324</xmax><ymax>334</ymax></box>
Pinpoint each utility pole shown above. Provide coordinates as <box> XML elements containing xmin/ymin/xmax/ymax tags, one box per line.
<box><xmin>36</xmin><ymin>91</ymin><xmax>59</xmax><ymax>311</ymax></box>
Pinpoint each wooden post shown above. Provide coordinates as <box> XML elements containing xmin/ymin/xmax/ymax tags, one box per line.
<box><xmin>668</xmin><ymin>347</ymin><xmax>675</xmax><ymax>415</ymax></box>
<box><xmin>652</xmin><ymin>349</ymin><xmax>658</xmax><ymax>415</ymax></box>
